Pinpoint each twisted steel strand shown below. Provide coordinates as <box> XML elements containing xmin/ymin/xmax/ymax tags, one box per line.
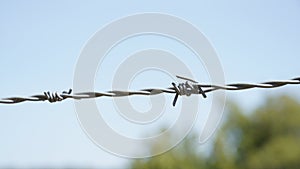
<box><xmin>201</xmin><ymin>77</ymin><xmax>300</xmax><ymax>93</ymax></box>
<box><xmin>0</xmin><ymin>77</ymin><xmax>299</xmax><ymax>105</ymax></box>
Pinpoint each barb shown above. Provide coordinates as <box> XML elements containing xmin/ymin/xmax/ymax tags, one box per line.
<box><xmin>1</xmin><ymin>76</ymin><xmax>299</xmax><ymax>106</ymax></box>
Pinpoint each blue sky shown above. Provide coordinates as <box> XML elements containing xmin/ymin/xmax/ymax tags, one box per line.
<box><xmin>0</xmin><ymin>0</ymin><xmax>300</xmax><ymax>168</ymax></box>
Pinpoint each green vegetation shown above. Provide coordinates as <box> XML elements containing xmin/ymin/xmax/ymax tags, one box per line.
<box><xmin>130</xmin><ymin>95</ymin><xmax>300</xmax><ymax>169</ymax></box>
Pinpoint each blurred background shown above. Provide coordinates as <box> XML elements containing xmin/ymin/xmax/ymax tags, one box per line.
<box><xmin>0</xmin><ymin>0</ymin><xmax>300</xmax><ymax>169</ymax></box>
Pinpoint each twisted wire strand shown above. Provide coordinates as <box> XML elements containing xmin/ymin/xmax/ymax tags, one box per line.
<box><xmin>0</xmin><ymin>77</ymin><xmax>299</xmax><ymax>105</ymax></box>
<box><xmin>200</xmin><ymin>77</ymin><xmax>300</xmax><ymax>93</ymax></box>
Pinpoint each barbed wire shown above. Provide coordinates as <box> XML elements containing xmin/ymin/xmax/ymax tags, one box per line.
<box><xmin>0</xmin><ymin>75</ymin><xmax>299</xmax><ymax>106</ymax></box>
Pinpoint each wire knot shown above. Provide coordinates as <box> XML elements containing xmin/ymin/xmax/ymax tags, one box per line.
<box><xmin>44</xmin><ymin>89</ymin><xmax>72</xmax><ymax>103</ymax></box>
<box><xmin>171</xmin><ymin>76</ymin><xmax>207</xmax><ymax>107</ymax></box>
<box><xmin>177</xmin><ymin>81</ymin><xmax>200</xmax><ymax>96</ymax></box>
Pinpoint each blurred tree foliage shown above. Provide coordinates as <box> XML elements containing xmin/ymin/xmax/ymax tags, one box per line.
<box><xmin>129</xmin><ymin>96</ymin><xmax>300</xmax><ymax>169</ymax></box>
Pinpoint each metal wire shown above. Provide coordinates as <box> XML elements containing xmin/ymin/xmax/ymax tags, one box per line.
<box><xmin>0</xmin><ymin>76</ymin><xmax>299</xmax><ymax>106</ymax></box>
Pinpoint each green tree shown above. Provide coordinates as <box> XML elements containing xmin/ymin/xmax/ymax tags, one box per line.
<box><xmin>130</xmin><ymin>133</ymin><xmax>207</xmax><ymax>169</ymax></box>
<box><xmin>212</xmin><ymin>96</ymin><xmax>300</xmax><ymax>169</ymax></box>
<box><xmin>129</xmin><ymin>95</ymin><xmax>300</xmax><ymax>169</ymax></box>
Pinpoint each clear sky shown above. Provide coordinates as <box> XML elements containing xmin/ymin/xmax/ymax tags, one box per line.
<box><xmin>0</xmin><ymin>0</ymin><xmax>300</xmax><ymax>168</ymax></box>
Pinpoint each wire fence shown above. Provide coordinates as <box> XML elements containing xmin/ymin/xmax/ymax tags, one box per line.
<box><xmin>1</xmin><ymin>75</ymin><xmax>299</xmax><ymax>106</ymax></box>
